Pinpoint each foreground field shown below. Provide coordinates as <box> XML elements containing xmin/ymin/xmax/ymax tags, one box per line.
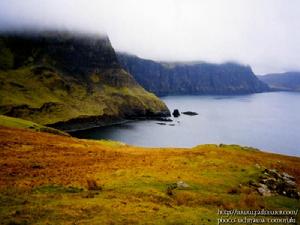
<box><xmin>0</xmin><ymin>126</ymin><xmax>299</xmax><ymax>225</ymax></box>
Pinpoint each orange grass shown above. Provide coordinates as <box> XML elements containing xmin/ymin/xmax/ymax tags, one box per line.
<box><xmin>0</xmin><ymin>126</ymin><xmax>299</xmax><ymax>224</ymax></box>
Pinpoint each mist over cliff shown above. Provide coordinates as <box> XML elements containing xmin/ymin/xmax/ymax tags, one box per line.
<box><xmin>0</xmin><ymin>31</ymin><xmax>169</xmax><ymax>130</ymax></box>
<box><xmin>1</xmin><ymin>0</ymin><xmax>300</xmax><ymax>74</ymax></box>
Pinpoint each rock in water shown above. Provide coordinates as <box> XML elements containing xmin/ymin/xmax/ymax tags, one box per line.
<box><xmin>182</xmin><ymin>111</ymin><xmax>198</xmax><ymax>116</ymax></box>
<box><xmin>156</xmin><ymin>122</ymin><xmax>167</xmax><ymax>126</ymax></box>
<box><xmin>172</xmin><ymin>109</ymin><xmax>180</xmax><ymax>117</ymax></box>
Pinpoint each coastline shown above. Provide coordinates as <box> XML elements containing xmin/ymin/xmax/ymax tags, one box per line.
<box><xmin>48</xmin><ymin>112</ymin><xmax>171</xmax><ymax>133</ymax></box>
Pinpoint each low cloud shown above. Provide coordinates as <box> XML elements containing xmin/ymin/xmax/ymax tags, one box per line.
<box><xmin>0</xmin><ymin>0</ymin><xmax>299</xmax><ymax>74</ymax></box>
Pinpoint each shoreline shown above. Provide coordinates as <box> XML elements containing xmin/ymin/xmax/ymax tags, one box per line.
<box><xmin>67</xmin><ymin>119</ymin><xmax>133</xmax><ymax>133</ymax></box>
<box><xmin>48</xmin><ymin>113</ymin><xmax>172</xmax><ymax>133</ymax></box>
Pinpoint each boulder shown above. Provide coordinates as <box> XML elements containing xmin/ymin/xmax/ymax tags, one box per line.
<box><xmin>257</xmin><ymin>184</ymin><xmax>272</xmax><ymax>196</ymax></box>
<box><xmin>166</xmin><ymin>181</ymin><xmax>191</xmax><ymax>195</ymax></box>
<box><xmin>177</xmin><ymin>181</ymin><xmax>190</xmax><ymax>189</ymax></box>
<box><xmin>282</xmin><ymin>172</ymin><xmax>295</xmax><ymax>181</ymax></box>
<box><xmin>263</xmin><ymin>178</ymin><xmax>277</xmax><ymax>190</ymax></box>
<box><xmin>267</xmin><ymin>169</ymin><xmax>282</xmax><ymax>179</ymax></box>
<box><xmin>172</xmin><ymin>109</ymin><xmax>180</xmax><ymax>117</ymax></box>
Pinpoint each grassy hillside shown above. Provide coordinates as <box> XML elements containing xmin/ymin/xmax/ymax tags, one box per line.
<box><xmin>0</xmin><ymin>127</ymin><xmax>299</xmax><ymax>225</ymax></box>
<box><xmin>0</xmin><ymin>66</ymin><xmax>167</xmax><ymax>126</ymax></box>
<box><xmin>0</xmin><ymin>115</ymin><xmax>68</xmax><ymax>136</ymax></box>
<box><xmin>0</xmin><ymin>32</ymin><xmax>169</xmax><ymax>130</ymax></box>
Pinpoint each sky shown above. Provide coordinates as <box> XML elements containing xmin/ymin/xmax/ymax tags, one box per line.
<box><xmin>0</xmin><ymin>0</ymin><xmax>299</xmax><ymax>74</ymax></box>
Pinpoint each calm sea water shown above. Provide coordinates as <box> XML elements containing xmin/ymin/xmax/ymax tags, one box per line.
<box><xmin>72</xmin><ymin>92</ymin><xmax>300</xmax><ymax>156</ymax></box>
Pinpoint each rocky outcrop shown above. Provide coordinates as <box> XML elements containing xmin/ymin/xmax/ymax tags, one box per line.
<box><xmin>250</xmin><ymin>168</ymin><xmax>299</xmax><ymax>199</ymax></box>
<box><xmin>172</xmin><ymin>109</ymin><xmax>180</xmax><ymax>117</ymax></box>
<box><xmin>166</xmin><ymin>181</ymin><xmax>191</xmax><ymax>196</ymax></box>
<box><xmin>117</xmin><ymin>53</ymin><xmax>270</xmax><ymax>96</ymax></box>
<box><xmin>182</xmin><ymin>111</ymin><xmax>198</xmax><ymax>116</ymax></box>
<box><xmin>0</xmin><ymin>31</ymin><xmax>170</xmax><ymax>130</ymax></box>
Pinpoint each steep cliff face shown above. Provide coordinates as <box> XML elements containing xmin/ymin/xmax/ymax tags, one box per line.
<box><xmin>117</xmin><ymin>53</ymin><xmax>270</xmax><ymax>96</ymax></box>
<box><xmin>0</xmin><ymin>31</ymin><xmax>169</xmax><ymax>130</ymax></box>
<box><xmin>259</xmin><ymin>72</ymin><xmax>300</xmax><ymax>91</ymax></box>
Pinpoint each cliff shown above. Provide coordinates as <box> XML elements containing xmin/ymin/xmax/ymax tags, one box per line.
<box><xmin>259</xmin><ymin>72</ymin><xmax>300</xmax><ymax>91</ymax></box>
<box><xmin>0</xmin><ymin>31</ymin><xmax>169</xmax><ymax>131</ymax></box>
<box><xmin>117</xmin><ymin>53</ymin><xmax>270</xmax><ymax>96</ymax></box>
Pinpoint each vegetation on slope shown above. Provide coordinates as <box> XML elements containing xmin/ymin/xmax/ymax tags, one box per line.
<box><xmin>0</xmin><ymin>115</ymin><xmax>68</xmax><ymax>136</ymax></box>
<box><xmin>0</xmin><ymin>127</ymin><xmax>299</xmax><ymax>225</ymax></box>
<box><xmin>0</xmin><ymin>32</ymin><xmax>169</xmax><ymax>130</ymax></box>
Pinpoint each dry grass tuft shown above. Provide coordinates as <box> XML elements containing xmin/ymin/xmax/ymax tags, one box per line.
<box><xmin>86</xmin><ymin>179</ymin><xmax>102</xmax><ymax>191</ymax></box>
<box><xmin>240</xmin><ymin>193</ymin><xmax>265</xmax><ymax>209</ymax></box>
<box><xmin>227</xmin><ymin>187</ymin><xmax>240</xmax><ymax>194</ymax></box>
<box><xmin>174</xmin><ymin>191</ymin><xmax>197</xmax><ymax>206</ymax></box>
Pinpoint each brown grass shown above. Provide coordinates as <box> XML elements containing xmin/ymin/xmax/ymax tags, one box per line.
<box><xmin>0</xmin><ymin>126</ymin><xmax>299</xmax><ymax>224</ymax></box>
<box><xmin>87</xmin><ymin>179</ymin><xmax>102</xmax><ymax>191</ymax></box>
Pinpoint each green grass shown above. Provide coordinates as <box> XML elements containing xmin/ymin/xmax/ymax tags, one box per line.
<box><xmin>33</xmin><ymin>185</ymin><xmax>84</xmax><ymax>194</ymax></box>
<box><xmin>0</xmin><ymin>126</ymin><xmax>299</xmax><ymax>225</ymax></box>
<box><xmin>0</xmin><ymin>66</ymin><xmax>168</xmax><ymax>125</ymax></box>
<box><xmin>0</xmin><ymin>115</ymin><xmax>68</xmax><ymax>135</ymax></box>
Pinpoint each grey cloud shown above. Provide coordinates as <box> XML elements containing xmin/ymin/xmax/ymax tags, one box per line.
<box><xmin>0</xmin><ymin>0</ymin><xmax>299</xmax><ymax>74</ymax></box>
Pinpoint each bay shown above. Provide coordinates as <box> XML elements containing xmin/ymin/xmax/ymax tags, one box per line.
<box><xmin>71</xmin><ymin>92</ymin><xmax>300</xmax><ymax>156</ymax></box>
